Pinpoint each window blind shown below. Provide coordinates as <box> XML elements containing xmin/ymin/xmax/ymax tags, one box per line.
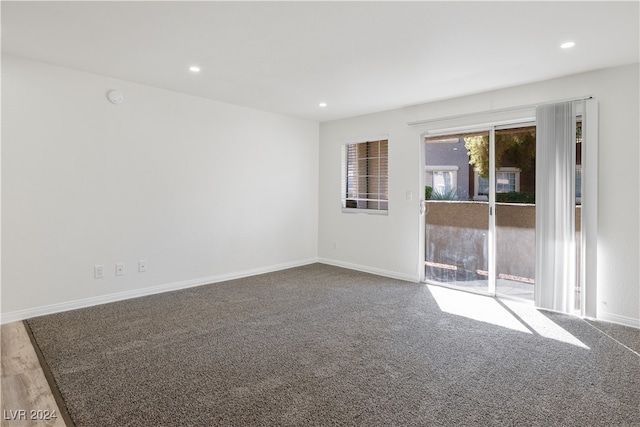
<box><xmin>343</xmin><ymin>139</ymin><xmax>388</xmax><ymax>212</ymax></box>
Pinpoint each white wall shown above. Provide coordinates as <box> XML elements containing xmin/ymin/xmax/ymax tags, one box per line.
<box><xmin>3</xmin><ymin>56</ymin><xmax>638</xmax><ymax>328</ymax></box>
<box><xmin>1</xmin><ymin>55</ymin><xmax>319</xmax><ymax>321</ymax></box>
<box><xmin>319</xmin><ymin>64</ymin><xmax>639</xmax><ymax>327</ymax></box>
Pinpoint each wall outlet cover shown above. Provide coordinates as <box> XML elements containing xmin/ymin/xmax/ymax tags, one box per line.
<box><xmin>94</xmin><ymin>265</ymin><xmax>104</xmax><ymax>279</ymax></box>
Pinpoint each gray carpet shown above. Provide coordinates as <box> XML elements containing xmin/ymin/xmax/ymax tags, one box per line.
<box><xmin>26</xmin><ymin>264</ymin><xmax>640</xmax><ymax>426</ymax></box>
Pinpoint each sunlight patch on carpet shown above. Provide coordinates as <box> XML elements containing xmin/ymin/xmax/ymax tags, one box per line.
<box><xmin>428</xmin><ymin>285</ymin><xmax>531</xmax><ymax>333</ymax></box>
<box><xmin>502</xmin><ymin>299</ymin><xmax>590</xmax><ymax>349</ymax></box>
<box><xmin>427</xmin><ymin>285</ymin><xmax>589</xmax><ymax>349</ymax></box>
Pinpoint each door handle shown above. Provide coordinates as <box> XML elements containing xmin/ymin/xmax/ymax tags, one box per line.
<box><xmin>420</xmin><ymin>200</ymin><xmax>427</xmax><ymax>215</ymax></box>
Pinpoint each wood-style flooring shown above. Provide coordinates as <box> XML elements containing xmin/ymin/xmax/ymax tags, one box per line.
<box><xmin>1</xmin><ymin>322</ymin><xmax>66</xmax><ymax>427</ymax></box>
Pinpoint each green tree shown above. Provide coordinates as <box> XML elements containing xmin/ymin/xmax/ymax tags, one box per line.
<box><xmin>464</xmin><ymin>135</ymin><xmax>490</xmax><ymax>177</ymax></box>
<box><xmin>464</xmin><ymin>129</ymin><xmax>535</xmax><ymax>178</ymax></box>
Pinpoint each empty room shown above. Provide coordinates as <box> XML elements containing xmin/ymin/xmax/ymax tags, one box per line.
<box><xmin>1</xmin><ymin>1</ymin><xmax>639</xmax><ymax>426</ymax></box>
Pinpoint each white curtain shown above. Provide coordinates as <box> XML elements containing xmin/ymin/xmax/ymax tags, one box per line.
<box><xmin>535</xmin><ymin>102</ymin><xmax>577</xmax><ymax>312</ymax></box>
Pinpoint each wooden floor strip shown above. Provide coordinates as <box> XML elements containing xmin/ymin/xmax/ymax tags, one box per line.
<box><xmin>1</xmin><ymin>322</ymin><xmax>67</xmax><ymax>427</ymax></box>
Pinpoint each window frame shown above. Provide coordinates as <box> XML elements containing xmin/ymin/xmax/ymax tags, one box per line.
<box><xmin>341</xmin><ymin>137</ymin><xmax>389</xmax><ymax>215</ymax></box>
<box><xmin>474</xmin><ymin>167</ymin><xmax>521</xmax><ymax>200</ymax></box>
<box><xmin>425</xmin><ymin>165</ymin><xmax>459</xmax><ymax>195</ymax></box>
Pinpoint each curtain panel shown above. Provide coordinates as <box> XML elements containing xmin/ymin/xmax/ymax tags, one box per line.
<box><xmin>535</xmin><ymin>102</ymin><xmax>577</xmax><ymax>313</ymax></box>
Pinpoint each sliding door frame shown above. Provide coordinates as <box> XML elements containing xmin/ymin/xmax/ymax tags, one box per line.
<box><xmin>581</xmin><ymin>100</ymin><xmax>598</xmax><ymax>319</ymax></box>
<box><xmin>418</xmin><ymin>99</ymin><xmax>597</xmax><ymax>318</ymax></box>
<box><xmin>487</xmin><ymin>127</ymin><xmax>497</xmax><ymax>295</ymax></box>
<box><xmin>421</xmin><ymin>120</ymin><xmax>535</xmax><ymax>298</ymax></box>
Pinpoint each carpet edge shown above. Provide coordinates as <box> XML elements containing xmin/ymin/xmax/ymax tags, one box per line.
<box><xmin>23</xmin><ymin>319</ymin><xmax>83</xmax><ymax>427</ymax></box>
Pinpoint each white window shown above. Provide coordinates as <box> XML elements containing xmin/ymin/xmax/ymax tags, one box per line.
<box><xmin>342</xmin><ymin>138</ymin><xmax>388</xmax><ymax>213</ymax></box>
<box><xmin>425</xmin><ymin>166</ymin><xmax>458</xmax><ymax>195</ymax></box>
<box><xmin>474</xmin><ymin>167</ymin><xmax>520</xmax><ymax>200</ymax></box>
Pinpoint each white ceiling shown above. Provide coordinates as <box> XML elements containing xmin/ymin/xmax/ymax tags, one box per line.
<box><xmin>2</xmin><ymin>1</ymin><xmax>638</xmax><ymax>122</ymax></box>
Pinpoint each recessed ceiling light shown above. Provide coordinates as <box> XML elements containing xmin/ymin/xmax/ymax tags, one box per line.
<box><xmin>189</xmin><ymin>66</ymin><xmax>201</xmax><ymax>72</ymax></box>
<box><xmin>319</xmin><ymin>102</ymin><xmax>327</xmax><ymax>108</ymax></box>
<box><xmin>560</xmin><ymin>41</ymin><xmax>575</xmax><ymax>49</ymax></box>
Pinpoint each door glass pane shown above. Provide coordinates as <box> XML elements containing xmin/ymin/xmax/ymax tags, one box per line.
<box><xmin>494</xmin><ymin>126</ymin><xmax>536</xmax><ymax>300</ymax></box>
<box><xmin>425</xmin><ymin>133</ymin><xmax>489</xmax><ymax>293</ymax></box>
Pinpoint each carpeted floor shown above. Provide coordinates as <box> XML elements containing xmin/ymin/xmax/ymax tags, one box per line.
<box><xmin>26</xmin><ymin>264</ymin><xmax>640</xmax><ymax>426</ymax></box>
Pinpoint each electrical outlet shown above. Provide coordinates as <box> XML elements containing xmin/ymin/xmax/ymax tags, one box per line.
<box><xmin>138</xmin><ymin>260</ymin><xmax>148</xmax><ymax>273</ymax></box>
<box><xmin>116</xmin><ymin>263</ymin><xmax>125</xmax><ymax>276</ymax></box>
<box><xmin>333</xmin><ymin>241</ymin><xmax>339</xmax><ymax>249</ymax></box>
<box><xmin>94</xmin><ymin>265</ymin><xmax>104</xmax><ymax>279</ymax></box>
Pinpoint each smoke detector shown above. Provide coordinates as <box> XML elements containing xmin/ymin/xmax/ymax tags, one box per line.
<box><xmin>107</xmin><ymin>90</ymin><xmax>124</xmax><ymax>104</ymax></box>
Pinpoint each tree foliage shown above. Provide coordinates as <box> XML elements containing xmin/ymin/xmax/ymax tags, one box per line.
<box><xmin>464</xmin><ymin>136</ymin><xmax>490</xmax><ymax>177</ymax></box>
<box><xmin>464</xmin><ymin>130</ymin><xmax>536</xmax><ymax>178</ymax></box>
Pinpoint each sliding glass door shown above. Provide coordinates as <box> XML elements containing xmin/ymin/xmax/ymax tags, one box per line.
<box><xmin>424</xmin><ymin>125</ymin><xmax>538</xmax><ymax>302</ymax></box>
<box><xmin>494</xmin><ymin>126</ymin><xmax>537</xmax><ymax>300</ymax></box>
<box><xmin>424</xmin><ymin>131</ymin><xmax>491</xmax><ymax>295</ymax></box>
<box><xmin>422</xmin><ymin>100</ymin><xmax>591</xmax><ymax>315</ymax></box>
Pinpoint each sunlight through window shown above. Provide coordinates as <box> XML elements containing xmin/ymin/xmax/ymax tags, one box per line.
<box><xmin>502</xmin><ymin>299</ymin><xmax>589</xmax><ymax>349</ymax></box>
<box><xmin>428</xmin><ymin>285</ymin><xmax>589</xmax><ymax>349</ymax></box>
<box><xmin>428</xmin><ymin>285</ymin><xmax>530</xmax><ymax>333</ymax></box>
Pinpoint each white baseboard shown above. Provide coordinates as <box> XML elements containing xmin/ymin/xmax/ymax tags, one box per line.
<box><xmin>13</xmin><ymin>258</ymin><xmax>633</xmax><ymax>329</ymax></box>
<box><xmin>1</xmin><ymin>258</ymin><xmax>318</xmax><ymax>325</ymax></box>
<box><xmin>596</xmin><ymin>312</ymin><xmax>640</xmax><ymax>329</ymax></box>
<box><xmin>318</xmin><ymin>258</ymin><xmax>419</xmax><ymax>283</ymax></box>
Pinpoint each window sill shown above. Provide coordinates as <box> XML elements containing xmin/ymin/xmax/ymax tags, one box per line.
<box><xmin>341</xmin><ymin>208</ymin><xmax>388</xmax><ymax>216</ymax></box>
